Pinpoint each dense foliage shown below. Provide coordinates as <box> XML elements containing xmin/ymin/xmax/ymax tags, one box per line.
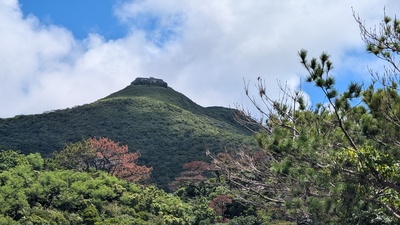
<box><xmin>0</xmin><ymin>84</ymin><xmax>255</xmax><ymax>189</ymax></box>
<box><xmin>54</xmin><ymin>137</ymin><xmax>152</xmax><ymax>182</ymax></box>
<box><xmin>1</xmin><ymin>8</ymin><xmax>399</xmax><ymax>225</ymax></box>
<box><xmin>0</xmin><ymin>150</ymin><xmax>219</xmax><ymax>224</ymax></box>
<box><xmin>207</xmin><ymin>12</ymin><xmax>400</xmax><ymax>224</ymax></box>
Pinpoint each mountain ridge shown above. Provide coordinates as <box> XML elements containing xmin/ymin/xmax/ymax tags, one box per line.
<box><xmin>0</xmin><ymin>79</ymin><xmax>256</xmax><ymax>189</ymax></box>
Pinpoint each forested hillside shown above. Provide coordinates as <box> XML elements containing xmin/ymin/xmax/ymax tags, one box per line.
<box><xmin>0</xmin><ymin>81</ymin><xmax>256</xmax><ymax>189</ymax></box>
<box><xmin>2</xmin><ymin>10</ymin><xmax>400</xmax><ymax>225</ymax></box>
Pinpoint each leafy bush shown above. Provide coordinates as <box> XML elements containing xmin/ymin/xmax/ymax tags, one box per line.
<box><xmin>0</xmin><ymin>150</ymin><xmax>218</xmax><ymax>224</ymax></box>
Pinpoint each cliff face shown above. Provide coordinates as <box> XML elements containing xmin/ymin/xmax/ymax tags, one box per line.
<box><xmin>131</xmin><ymin>77</ymin><xmax>168</xmax><ymax>87</ymax></box>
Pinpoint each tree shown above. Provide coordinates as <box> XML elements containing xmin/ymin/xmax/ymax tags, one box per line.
<box><xmin>211</xmin><ymin>12</ymin><xmax>400</xmax><ymax>224</ymax></box>
<box><xmin>209</xmin><ymin>194</ymin><xmax>233</xmax><ymax>222</ymax></box>
<box><xmin>88</xmin><ymin>137</ymin><xmax>152</xmax><ymax>182</ymax></box>
<box><xmin>54</xmin><ymin>137</ymin><xmax>152</xmax><ymax>182</ymax></box>
<box><xmin>0</xmin><ymin>150</ymin><xmax>29</xmax><ymax>171</ymax></box>
<box><xmin>0</xmin><ymin>161</ymin><xmax>209</xmax><ymax>224</ymax></box>
<box><xmin>169</xmin><ymin>161</ymin><xmax>216</xmax><ymax>194</ymax></box>
<box><xmin>354</xmin><ymin>9</ymin><xmax>400</xmax><ymax>77</ymax></box>
<box><xmin>53</xmin><ymin>139</ymin><xmax>96</xmax><ymax>171</ymax></box>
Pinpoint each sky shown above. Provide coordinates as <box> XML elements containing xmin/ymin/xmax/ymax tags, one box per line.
<box><xmin>0</xmin><ymin>0</ymin><xmax>399</xmax><ymax>118</ymax></box>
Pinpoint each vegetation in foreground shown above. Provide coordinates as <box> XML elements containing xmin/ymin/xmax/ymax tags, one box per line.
<box><xmin>1</xmin><ymin>9</ymin><xmax>400</xmax><ymax>225</ymax></box>
<box><xmin>0</xmin><ymin>150</ymin><xmax>217</xmax><ymax>225</ymax></box>
<box><xmin>207</xmin><ymin>11</ymin><xmax>400</xmax><ymax>224</ymax></box>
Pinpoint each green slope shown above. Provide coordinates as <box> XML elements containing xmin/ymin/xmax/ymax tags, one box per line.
<box><xmin>0</xmin><ymin>82</ymin><xmax>256</xmax><ymax>189</ymax></box>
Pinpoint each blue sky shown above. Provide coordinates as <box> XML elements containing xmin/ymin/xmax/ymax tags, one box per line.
<box><xmin>20</xmin><ymin>0</ymin><xmax>125</xmax><ymax>39</ymax></box>
<box><xmin>0</xmin><ymin>0</ymin><xmax>399</xmax><ymax>118</ymax></box>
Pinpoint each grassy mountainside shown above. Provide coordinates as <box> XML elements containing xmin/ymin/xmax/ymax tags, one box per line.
<box><xmin>0</xmin><ymin>82</ymin><xmax>256</xmax><ymax>189</ymax></box>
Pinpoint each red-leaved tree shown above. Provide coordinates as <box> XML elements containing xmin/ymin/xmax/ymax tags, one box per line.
<box><xmin>88</xmin><ymin>137</ymin><xmax>152</xmax><ymax>182</ymax></box>
<box><xmin>169</xmin><ymin>161</ymin><xmax>217</xmax><ymax>192</ymax></box>
<box><xmin>209</xmin><ymin>194</ymin><xmax>233</xmax><ymax>222</ymax></box>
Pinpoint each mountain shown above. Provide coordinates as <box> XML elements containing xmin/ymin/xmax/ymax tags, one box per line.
<box><xmin>0</xmin><ymin>78</ymin><xmax>256</xmax><ymax>189</ymax></box>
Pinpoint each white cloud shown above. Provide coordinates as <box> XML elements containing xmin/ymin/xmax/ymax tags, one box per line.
<box><xmin>0</xmin><ymin>0</ymin><xmax>399</xmax><ymax>118</ymax></box>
